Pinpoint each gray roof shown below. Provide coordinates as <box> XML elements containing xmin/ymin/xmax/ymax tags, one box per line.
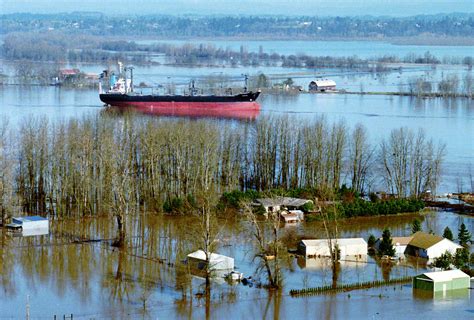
<box><xmin>256</xmin><ymin>197</ymin><xmax>312</xmax><ymax>208</ymax></box>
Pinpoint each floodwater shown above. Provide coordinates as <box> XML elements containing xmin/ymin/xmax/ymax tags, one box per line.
<box><xmin>135</xmin><ymin>39</ymin><xmax>474</xmax><ymax>59</ymax></box>
<box><xmin>0</xmin><ymin>210</ymin><xmax>472</xmax><ymax>319</ymax></box>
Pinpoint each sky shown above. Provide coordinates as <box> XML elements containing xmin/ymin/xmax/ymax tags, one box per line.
<box><xmin>1</xmin><ymin>0</ymin><xmax>473</xmax><ymax>16</ymax></box>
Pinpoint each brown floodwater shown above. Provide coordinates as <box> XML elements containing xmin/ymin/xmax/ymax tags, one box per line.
<box><xmin>0</xmin><ymin>210</ymin><xmax>472</xmax><ymax>319</ymax></box>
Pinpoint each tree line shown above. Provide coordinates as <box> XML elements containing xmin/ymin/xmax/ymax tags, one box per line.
<box><xmin>0</xmin><ymin>114</ymin><xmax>444</xmax><ymax>220</ymax></box>
<box><xmin>2</xmin><ymin>13</ymin><xmax>474</xmax><ymax>39</ymax></box>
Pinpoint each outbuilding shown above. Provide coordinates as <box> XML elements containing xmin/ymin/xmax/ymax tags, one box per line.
<box><xmin>187</xmin><ymin>250</ymin><xmax>234</xmax><ymax>271</ymax></box>
<box><xmin>299</xmin><ymin>238</ymin><xmax>367</xmax><ymax>258</ymax></box>
<box><xmin>308</xmin><ymin>79</ymin><xmax>336</xmax><ymax>92</ymax></box>
<box><xmin>413</xmin><ymin>270</ymin><xmax>470</xmax><ymax>293</ymax></box>
<box><xmin>405</xmin><ymin>232</ymin><xmax>462</xmax><ymax>260</ymax></box>
<box><xmin>7</xmin><ymin>216</ymin><xmax>49</xmax><ymax>230</ymax></box>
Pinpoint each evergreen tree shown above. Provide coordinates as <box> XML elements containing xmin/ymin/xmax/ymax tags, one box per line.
<box><xmin>432</xmin><ymin>251</ymin><xmax>453</xmax><ymax>270</ymax></box>
<box><xmin>458</xmin><ymin>223</ymin><xmax>471</xmax><ymax>247</ymax></box>
<box><xmin>453</xmin><ymin>248</ymin><xmax>469</xmax><ymax>269</ymax></box>
<box><xmin>378</xmin><ymin>228</ymin><xmax>396</xmax><ymax>257</ymax></box>
<box><xmin>443</xmin><ymin>226</ymin><xmax>454</xmax><ymax>241</ymax></box>
<box><xmin>367</xmin><ymin>234</ymin><xmax>376</xmax><ymax>248</ymax></box>
<box><xmin>411</xmin><ymin>219</ymin><xmax>422</xmax><ymax>234</ymax></box>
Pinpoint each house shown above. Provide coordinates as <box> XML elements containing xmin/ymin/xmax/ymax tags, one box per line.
<box><xmin>405</xmin><ymin>232</ymin><xmax>463</xmax><ymax>260</ymax></box>
<box><xmin>374</xmin><ymin>236</ymin><xmax>413</xmax><ymax>258</ymax></box>
<box><xmin>298</xmin><ymin>238</ymin><xmax>367</xmax><ymax>258</ymax></box>
<box><xmin>187</xmin><ymin>250</ymin><xmax>234</xmax><ymax>271</ymax></box>
<box><xmin>255</xmin><ymin>197</ymin><xmax>313</xmax><ymax>214</ymax></box>
<box><xmin>308</xmin><ymin>79</ymin><xmax>336</xmax><ymax>92</ymax></box>
<box><xmin>413</xmin><ymin>270</ymin><xmax>470</xmax><ymax>293</ymax></box>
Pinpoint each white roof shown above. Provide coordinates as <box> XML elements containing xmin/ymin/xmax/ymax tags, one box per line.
<box><xmin>311</xmin><ymin>79</ymin><xmax>336</xmax><ymax>87</ymax></box>
<box><xmin>420</xmin><ymin>270</ymin><xmax>470</xmax><ymax>282</ymax></box>
<box><xmin>301</xmin><ymin>238</ymin><xmax>367</xmax><ymax>247</ymax></box>
<box><xmin>13</xmin><ymin>216</ymin><xmax>48</xmax><ymax>223</ymax></box>
<box><xmin>187</xmin><ymin>250</ymin><xmax>232</xmax><ymax>262</ymax></box>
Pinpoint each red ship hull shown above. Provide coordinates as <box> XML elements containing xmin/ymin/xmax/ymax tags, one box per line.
<box><xmin>107</xmin><ymin>101</ymin><xmax>261</xmax><ymax>119</ymax></box>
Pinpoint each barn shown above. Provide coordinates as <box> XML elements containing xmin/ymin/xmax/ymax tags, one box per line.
<box><xmin>308</xmin><ymin>79</ymin><xmax>336</xmax><ymax>92</ymax></box>
<box><xmin>405</xmin><ymin>232</ymin><xmax>462</xmax><ymax>260</ymax></box>
<box><xmin>299</xmin><ymin>238</ymin><xmax>367</xmax><ymax>258</ymax></box>
<box><xmin>413</xmin><ymin>270</ymin><xmax>470</xmax><ymax>293</ymax></box>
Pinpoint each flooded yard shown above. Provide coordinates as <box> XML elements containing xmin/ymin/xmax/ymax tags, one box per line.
<box><xmin>0</xmin><ymin>210</ymin><xmax>471</xmax><ymax>319</ymax></box>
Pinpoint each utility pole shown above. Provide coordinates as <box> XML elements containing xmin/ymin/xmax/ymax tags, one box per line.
<box><xmin>26</xmin><ymin>295</ymin><xmax>30</xmax><ymax>320</ymax></box>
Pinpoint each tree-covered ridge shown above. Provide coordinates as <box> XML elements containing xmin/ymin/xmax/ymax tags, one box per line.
<box><xmin>1</xmin><ymin>13</ymin><xmax>474</xmax><ymax>39</ymax></box>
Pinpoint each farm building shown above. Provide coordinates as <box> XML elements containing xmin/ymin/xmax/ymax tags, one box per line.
<box><xmin>308</xmin><ymin>79</ymin><xmax>336</xmax><ymax>92</ymax></box>
<box><xmin>405</xmin><ymin>232</ymin><xmax>462</xmax><ymax>260</ymax></box>
<box><xmin>374</xmin><ymin>236</ymin><xmax>413</xmax><ymax>258</ymax></box>
<box><xmin>279</xmin><ymin>212</ymin><xmax>301</xmax><ymax>224</ymax></box>
<box><xmin>187</xmin><ymin>250</ymin><xmax>234</xmax><ymax>271</ymax></box>
<box><xmin>255</xmin><ymin>197</ymin><xmax>313</xmax><ymax>214</ymax></box>
<box><xmin>299</xmin><ymin>238</ymin><xmax>367</xmax><ymax>258</ymax></box>
<box><xmin>413</xmin><ymin>270</ymin><xmax>470</xmax><ymax>293</ymax></box>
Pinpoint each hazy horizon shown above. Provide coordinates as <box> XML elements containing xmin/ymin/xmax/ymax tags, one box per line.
<box><xmin>2</xmin><ymin>0</ymin><xmax>473</xmax><ymax>17</ymax></box>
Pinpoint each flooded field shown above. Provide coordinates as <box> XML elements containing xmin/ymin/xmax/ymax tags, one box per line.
<box><xmin>0</xmin><ymin>210</ymin><xmax>471</xmax><ymax>319</ymax></box>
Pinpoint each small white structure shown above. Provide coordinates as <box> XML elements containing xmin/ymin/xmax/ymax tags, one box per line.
<box><xmin>308</xmin><ymin>79</ymin><xmax>337</xmax><ymax>92</ymax></box>
<box><xmin>187</xmin><ymin>250</ymin><xmax>234</xmax><ymax>271</ymax></box>
<box><xmin>255</xmin><ymin>197</ymin><xmax>313</xmax><ymax>214</ymax></box>
<box><xmin>8</xmin><ymin>216</ymin><xmax>48</xmax><ymax>230</ymax></box>
<box><xmin>375</xmin><ymin>236</ymin><xmax>413</xmax><ymax>258</ymax></box>
<box><xmin>299</xmin><ymin>238</ymin><xmax>367</xmax><ymax>258</ymax></box>
<box><xmin>405</xmin><ymin>232</ymin><xmax>463</xmax><ymax>260</ymax></box>
<box><xmin>280</xmin><ymin>212</ymin><xmax>300</xmax><ymax>223</ymax></box>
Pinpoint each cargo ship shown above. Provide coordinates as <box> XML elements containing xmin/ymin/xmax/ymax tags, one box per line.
<box><xmin>99</xmin><ymin>63</ymin><xmax>261</xmax><ymax>119</ymax></box>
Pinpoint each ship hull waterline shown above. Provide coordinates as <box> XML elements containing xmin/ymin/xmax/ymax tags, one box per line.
<box><xmin>100</xmin><ymin>94</ymin><xmax>261</xmax><ymax>119</ymax></box>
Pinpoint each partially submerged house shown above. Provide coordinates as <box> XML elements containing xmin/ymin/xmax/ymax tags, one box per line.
<box><xmin>405</xmin><ymin>232</ymin><xmax>462</xmax><ymax>260</ymax></box>
<box><xmin>413</xmin><ymin>270</ymin><xmax>470</xmax><ymax>293</ymax></box>
<box><xmin>308</xmin><ymin>79</ymin><xmax>336</xmax><ymax>92</ymax></box>
<box><xmin>255</xmin><ymin>197</ymin><xmax>313</xmax><ymax>214</ymax></box>
<box><xmin>187</xmin><ymin>250</ymin><xmax>234</xmax><ymax>271</ymax></box>
<box><xmin>298</xmin><ymin>238</ymin><xmax>367</xmax><ymax>258</ymax></box>
<box><xmin>374</xmin><ymin>236</ymin><xmax>413</xmax><ymax>258</ymax></box>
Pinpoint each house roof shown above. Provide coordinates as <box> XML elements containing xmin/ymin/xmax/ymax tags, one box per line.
<box><xmin>418</xmin><ymin>270</ymin><xmax>469</xmax><ymax>282</ymax></box>
<box><xmin>13</xmin><ymin>216</ymin><xmax>48</xmax><ymax>223</ymax></box>
<box><xmin>60</xmin><ymin>69</ymin><xmax>79</xmax><ymax>75</ymax></box>
<box><xmin>408</xmin><ymin>232</ymin><xmax>444</xmax><ymax>249</ymax></box>
<box><xmin>187</xmin><ymin>250</ymin><xmax>233</xmax><ymax>263</ymax></box>
<box><xmin>310</xmin><ymin>79</ymin><xmax>336</xmax><ymax>87</ymax></box>
<box><xmin>256</xmin><ymin>197</ymin><xmax>312</xmax><ymax>208</ymax></box>
<box><xmin>301</xmin><ymin>238</ymin><xmax>367</xmax><ymax>247</ymax></box>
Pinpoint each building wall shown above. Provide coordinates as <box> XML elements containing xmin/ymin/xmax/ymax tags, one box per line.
<box><xmin>427</xmin><ymin>239</ymin><xmax>461</xmax><ymax>260</ymax></box>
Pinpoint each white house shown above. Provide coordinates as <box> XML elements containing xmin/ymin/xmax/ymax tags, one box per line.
<box><xmin>374</xmin><ymin>236</ymin><xmax>413</xmax><ymax>258</ymax></box>
<box><xmin>299</xmin><ymin>238</ymin><xmax>367</xmax><ymax>258</ymax></box>
<box><xmin>405</xmin><ymin>232</ymin><xmax>463</xmax><ymax>260</ymax></box>
<box><xmin>308</xmin><ymin>79</ymin><xmax>337</xmax><ymax>92</ymax></box>
<box><xmin>187</xmin><ymin>250</ymin><xmax>234</xmax><ymax>271</ymax></box>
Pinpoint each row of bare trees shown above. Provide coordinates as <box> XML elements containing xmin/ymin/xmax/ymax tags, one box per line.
<box><xmin>0</xmin><ymin>114</ymin><xmax>445</xmax><ymax>219</ymax></box>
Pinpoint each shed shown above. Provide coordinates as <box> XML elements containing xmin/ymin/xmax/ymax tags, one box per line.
<box><xmin>413</xmin><ymin>270</ymin><xmax>470</xmax><ymax>293</ymax></box>
<box><xmin>8</xmin><ymin>216</ymin><xmax>49</xmax><ymax>230</ymax></box>
<box><xmin>299</xmin><ymin>238</ymin><xmax>367</xmax><ymax>258</ymax></box>
<box><xmin>405</xmin><ymin>232</ymin><xmax>462</xmax><ymax>260</ymax></box>
<box><xmin>308</xmin><ymin>79</ymin><xmax>336</xmax><ymax>92</ymax></box>
<box><xmin>279</xmin><ymin>212</ymin><xmax>300</xmax><ymax>224</ymax></box>
<box><xmin>374</xmin><ymin>236</ymin><xmax>413</xmax><ymax>258</ymax></box>
<box><xmin>187</xmin><ymin>250</ymin><xmax>234</xmax><ymax>271</ymax></box>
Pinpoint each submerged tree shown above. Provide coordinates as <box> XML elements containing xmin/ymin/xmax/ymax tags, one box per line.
<box><xmin>442</xmin><ymin>226</ymin><xmax>454</xmax><ymax>241</ymax></box>
<box><xmin>411</xmin><ymin>219</ymin><xmax>422</xmax><ymax>234</ymax></box>
<box><xmin>378</xmin><ymin>228</ymin><xmax>396</xmax><ymax>257</ymax></box>
<box><xmin>458</xmin><ymin>223</ymin><xmax>471</xmax><ymax>247</ymax></box>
